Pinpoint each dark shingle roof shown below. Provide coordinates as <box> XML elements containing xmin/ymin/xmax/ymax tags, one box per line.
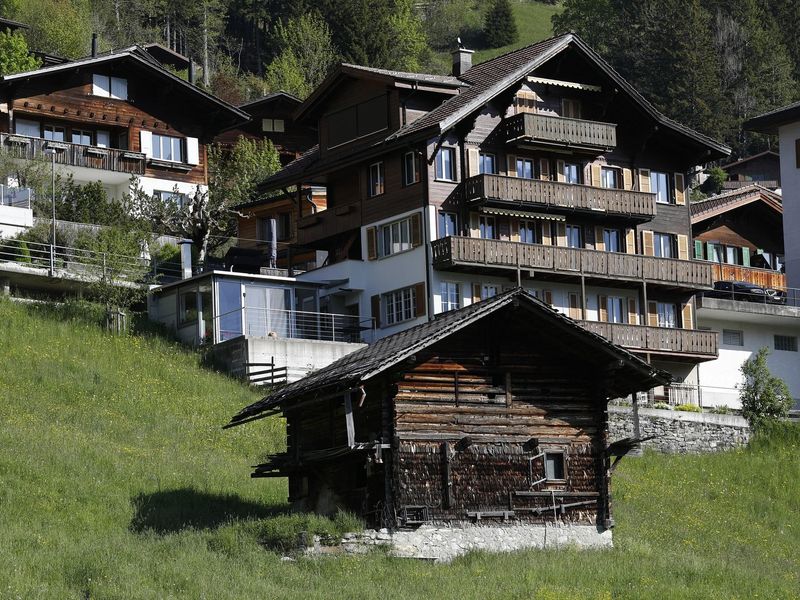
<box><xmin>340</xmin><ymin>63</ymin><xmax>465</xmax><ymax>88</ymax></box>
<box><xmin>226</xmin><ymin>288</ymin><xmax>670</xmax><ymax>427</ymax></box>
<box><xmin>745</xmin><ymin>101</ymin><xmax>800</xmax><ymax>134</ymax></box>
<box><xmin>690</xmin><ymin>184</ymin><xmax>782</xmax><ymax>223</ymax></box>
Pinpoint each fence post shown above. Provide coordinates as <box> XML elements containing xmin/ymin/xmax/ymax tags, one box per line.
<box><xmin>102</xmin><ymin>252</ymin><xmax>107</xmax><ymax>280</ymax></box>
<box><xmin>49</xmin><ymin>243</ymin><xmax>55</xmax><ymax>275</ymax></box>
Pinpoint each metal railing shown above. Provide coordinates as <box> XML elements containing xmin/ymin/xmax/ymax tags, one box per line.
<box><xmin>216</xmin><ymin>306</ymin><xmax>373</xmax><ymax>344</ymax></box>
<box><xmin>462</xmin><ymin>174</ymin><xmax>656</xmax><ymax>217</ymax></box>
<box><xmin>0</xmin><ymin>185</ymin><xmax>33</xmax><ymax>209</ymax></box>
<box><xmin>700</xmin><ymin>282</ymin><xmax>800</xmax><ymax>308</ymax></box>
<box><xmin>578</xmin><ymin>321</ymin><xmax>718</xmax><ymax>357</ymax></box>
<box><xmin>504</xmin><ymin>112</ymin><xmax>618</xmax><ymax>149</ymax></box>
<box><xmin>1</xmin><ymin>133</ymin><xmax>146</xmax><ymax>175</ymax></box>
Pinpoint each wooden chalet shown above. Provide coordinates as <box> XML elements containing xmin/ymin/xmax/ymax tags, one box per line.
<box><xmin>227</xmin><ymin>288</ymin><xmax>669</xmax><ymax>530</ymax></box>
<box><xmin>720</xmin><ymin>151</ymin><xmax>780</xmax><ymax>191</ymax></box>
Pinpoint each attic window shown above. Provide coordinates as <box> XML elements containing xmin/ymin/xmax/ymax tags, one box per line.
<box><xmin>92</xmin><ymin>74</ymin><xmax>128</xmax><ymax>100</ymax></box>
<box><xmin>262</xmin><ymin>118</ymin><xmax>285</xmax><ymax>133</ymax></box>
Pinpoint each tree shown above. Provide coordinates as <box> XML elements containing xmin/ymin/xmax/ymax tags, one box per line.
<box><xmin>0</xmin><ymin>30</ymin><xmax>40</xmax><ymax>75</ymax></box>
<box><xmin>16</xmin><ymin>0</ymin><xmax>92</xmax><ymax>58</ymax></box>
<box><xmin>739</xmin><ymin>347</ymin><xmax>793</xmax><ymax>431</ymax></box>
<box><xmin>484</xmin><ymin>0</ymin><xmax>518</xmax><ymax>49</ymax></box>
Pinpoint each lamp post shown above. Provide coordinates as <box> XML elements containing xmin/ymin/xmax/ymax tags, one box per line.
<box><xmin>42</xmin><ymin>143</ymin><xmax>58</xmax><ymax>274</ymax></box>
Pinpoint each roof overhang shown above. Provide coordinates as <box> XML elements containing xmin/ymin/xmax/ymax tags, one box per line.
<box><xmin>744</xmin><ymin>103</ymin><xmax>800</xmax><ymax>135</ymax></box>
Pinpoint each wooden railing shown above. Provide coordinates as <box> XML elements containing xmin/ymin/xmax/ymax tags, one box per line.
<box><xmin>463</xmin><ymin>174</ymin><xmax>656</xmax><ymax>218</ymax></box>
<box><xmin>504</xmin><ymin>112</ymin><xmax>617</xmax><ymax>150</ymax></box>
<box><xmin>431</xmin><ymin>236</ymin><xmax>714</xmax><ymax>289</ymax></box>
<box><xmin>0</xmin><ymin>133</ymin><xmax>146</xmax><ymax>175</ymax></box>
<box><xmin>710</xmin><ymin>263</ymin><xmax>785</xmax><ymax>289</ymax></box>
<box><xmin>578</xmin><ymin>321</ymin><xmax>718</xmax><ymax>357</ymax></box>
<box><xmin>296</xmin><ymin>203</ymin><xmax>360</xmax><ymax>245</ymax></box>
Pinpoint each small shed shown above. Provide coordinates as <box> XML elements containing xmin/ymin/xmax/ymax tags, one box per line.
<box><xmin>227</xmin><ymin>288</ymin><xmax>668</xmax><ymax>531</ymax></box>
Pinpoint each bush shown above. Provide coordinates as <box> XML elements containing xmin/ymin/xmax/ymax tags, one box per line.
<box><xmin>709</xmin><ymin>405</ymin><xmax>732</xmax><ymax>415</ymax></box>
<box><xmin>484</xmin><ymin>0</ymin><xmax>518</xmax><ymax>48</ymax></box>
<box><xmin>652</xmin><ymin>402</ymin><xmax>673</xmax><ymax>411</ymax></box>
<box><xmin>739</xmin><ymin>347</ymin><xmax>792</xmax><ymax>431</ymax></box>
<box><xmin>675</xmin><ymin>403</ymin><xmax>702</xmax><ymax>413</ymax></box>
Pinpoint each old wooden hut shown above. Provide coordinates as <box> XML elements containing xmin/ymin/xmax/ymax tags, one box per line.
<box><xmin>227</xmin><ymin>288</ymin><xmax>668</xmax><ymax>532</ymax></box>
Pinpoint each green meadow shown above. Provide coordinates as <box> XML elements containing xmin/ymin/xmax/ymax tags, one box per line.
<box><xmin>0</xmin><ymin>298</ymin><xmax>798</xmax><ymax>599</ymax></box>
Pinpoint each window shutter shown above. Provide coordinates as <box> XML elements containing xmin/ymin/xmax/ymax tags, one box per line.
<box><xmin>741</xmin><ymin>246</ymin><xmax>750</xmax><ymax>266</ymax></box>
<box><xmin>639</xmin><ymin>169</ymin><xmax>651</xmax><ymax>192</ymax></box>
<box><xmin>543</xmin><ymin>289</ymin><xmax>553</xmax><ymax>306</ymax></box>
<box><xmin>674</xmin><ymin>173</ymin><xmax>686</xmax><ymax>204</ymax></box>
<box><xmin>642</xmin><ymin>230</ymin><xmax>654</xmax><ymax>256</ymax></box>
<box><xmin>694</xmin><ymin>240</ymin><xmax>704</xmax><ymax>259</ymax></box>
<box><xmin>366</xmin><ymin>226</ymin><xmax>378</xmax><ymax>260</ymax></box>
<box><xmin>92</xmin><ymin>74</ymin><xmax>110</xmax><ymax>97</ymax></box>
<box><xmin>414</xmin><ymin>282</ymin><xmax>426</xmax><ymax>317</ymax></box>
<box><xmin>682</xmin><ymin>302</ymin><xmax>694</xmax><ymax>329</ymax></box>
<box><xmin>469</xmin><ymin>213</ymin><xmax>480</xmax><ymax>238</ymax></box>
<box><xmin>568</xmin><ymin>293</ymin><xmax>580</xmax><ymax>320</ymax></box>
<box><xmin>677</xmin><ymin>234</ymin><xmax>689</xmax><ymax>260</ymax></box>
<box><xmin>627</xmin><ymin>298</ymin><xmax>638</xmax><ymax>325</ymax></box>
<box><xmin>185</xmin><ymin>137</ymin><xmax>200</xmax><ymax>165</ymax></box>
<box><xmin>507</xmin><ymin>154</ymin><xmax>517</xmax><ymax>177</ymax></box>
<box><xmin>556</xmin><ymin>159</ymin><xmax>565</xmax><ymax>182</ymax></box>
<box><xmin>467</xmin><ymin>148</ymin><xmax>480</xmax><ymax>177</ymax></box>
<box><xmin>539</xmin><ymin>158</ymin><xmax>550</xmax><ymax>181</ymax></box>
<box><xmin>594</xmin><ymin>226</ymin><xmax>605</xmax><ymax>251</ymax></box>
<box><xmin>625</xmin><ymin>228</ymin><xmax>636</xmax><ymax>254</ymax></box>
<box><xmin>591</xmin><ymin>163</ymin><xmax>602</xmax><ymax>186</ymax></box>
<box><xmin>556</xmin><ymin>223</ymin><xmax>567</xmax><ymax>247</ymax></box>
<box><xmin>371</xmin><ymin>295</ymin><xmax>382</xmax><ymax>328</ymax></box>
<box><xmin>647</xmin><ymin>301</ymin><xmax>658</xmax><ymax>327</ymax></box>
<box><xmin>622</xmin><ymin>168</ymin><xmax>633</xmax><ymax>190</ymax></box>
<box><xmin>139</xmin><ymin>130</ymin><xmax>153</xmax><ymax>158</ymax></box>
<box><xmin>472</xmin><ymin>284</ymin><xmax>481</xmax><ymax>304</ymax></box>
<box><xmin>598</xmin><ymin>295</ymin><xmax>608</xmax><ymax>322</ymax></box>
<box><xmin>410</xmin><ymin>212</ymin><xmax>422</xmax><ymax>247</ymax></box>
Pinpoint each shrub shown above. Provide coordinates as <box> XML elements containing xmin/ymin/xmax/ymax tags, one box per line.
<box><xmin>484</xmin><ymin>0</ymin><xmax>518</xmax><ymax>48</ymax></box>
<box><xmin>652</xmin><ymin>402</ymin><xmax>673</xmax><ymax>411</ymax></box>
<box><xmin>709</xmin><ymin>405</ymin><xmax>731</xmax><ymax>415</ymax></box>
<box><xmin>256</xmin><ymin>511</ymin><xmax>364</xmax><ymax>553</ymax></box>
<box><xmin>739</xmin><ymin>347</ymin><xmax>792</xmax><ymax>431</ymax></box>
<box><xmin>675</xmin><ymin>403</ymin><xmax>702</xmax><ymax>413</ymax></box>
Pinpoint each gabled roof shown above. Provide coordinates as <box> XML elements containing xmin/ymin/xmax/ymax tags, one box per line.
<box><xmin>721</xmin><ymin>151</ymin><xmax>779</xmax><ymax>171</ymax></box>
<box><xmin>690</xmin><ymin>184</ymin><xmax>782</xmax><ymax>224</ymax></box>
<box><xmin>745</xmin><ymin>102</ymin><xmax>800</xmax><ymax>135</ymax></box>
<box><xmin>226</xmin><ymin>288</ymin><xmax>670</xmax><ymax>428</ymax></box>
<box><xmin>141</xmin><ymin>43</ymin><xmax>191</xmax><ymax>71</ymax></box>
<box><xmin>239</xmin><ymin>91</ymin><xmax>301</xmax><ymax>112</ymax></box>
<box><xmin>0</xmin><ymin>46</ymin><xmax>249</xmax><ymax>133</ymax></box>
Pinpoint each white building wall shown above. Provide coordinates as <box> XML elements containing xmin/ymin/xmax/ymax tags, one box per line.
<box><xmin>0</xmin><ymin>204</ymin><xmax>33</xmax><ymax>238</ymax></box>
<box><xmin>778</xmin><ymin>122</ymin><xmax>800</xmax><ymax>292</ymax></box>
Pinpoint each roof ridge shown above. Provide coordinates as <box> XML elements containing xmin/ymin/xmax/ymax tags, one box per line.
<box><xmin>462</xmin><ymin>32</ymin><xmax>573</xmax><ymax>77</ymax></box>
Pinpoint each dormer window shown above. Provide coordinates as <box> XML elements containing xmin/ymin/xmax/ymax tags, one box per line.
<box><xmin>92</xmin><ymin>74</ymin><xmax>128</xmax><ymax>100</ymax></box>
<box><xmin>262</xmin><ymin>118</ymin><xmax>285</xmax><ymax>133</ymax></box>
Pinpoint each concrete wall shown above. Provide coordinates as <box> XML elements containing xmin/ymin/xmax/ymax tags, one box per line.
<box><xmin>0</xmin><ymin>204</ymin><xmax>33</xmax><ymax>238</ymax></box>
<box><xmin>608</xmin><ymin>406</ymin><xmax>750</xmax><ymax>453</ymax></box>
<box><xmin>778</xmin><ymin>122</ymin><xmax>800</xmax><ymax>292</ymax></box>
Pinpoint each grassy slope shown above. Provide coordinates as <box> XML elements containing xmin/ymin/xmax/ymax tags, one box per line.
<box><xmin>473</xmin><ymin>1</ymin><xmax>564</xmax><ymax>63</ymax></box>
<box><xmin>1</xmin><ymin>299</ymin><xmax>799</xmax><ymax>599</ymax></box>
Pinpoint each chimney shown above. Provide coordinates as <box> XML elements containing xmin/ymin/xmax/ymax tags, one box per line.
<box><xmin>91</xmin><ymin>33</ymin><xmax>98</xmax><ymax>57</ymax></box>
<box><xmin>179</xmin><ymin>239</ymin><xmax>193</xmax><ymax>280</ymax></box>
<box><xmin>451</xmin><ymin>47</ymin><xmax>474</xmax><ymax>77</ymax></box>
<box><xmin>188</xmin><ymin>60</ymin><xmax>195</xmax><ymax>85</ymax></box>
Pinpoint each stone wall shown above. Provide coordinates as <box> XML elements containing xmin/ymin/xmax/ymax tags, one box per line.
<box><xmin>608</xmin><ymin>406</ymin><xmax>750</xmax><ymax>453</ymax></box>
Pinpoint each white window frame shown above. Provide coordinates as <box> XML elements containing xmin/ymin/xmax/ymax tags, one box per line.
<box><xmin>604</xmin><ymin>228</ymin><xmax>621</xmax><ymax>252</ymax></box>
<box><xmin>435</xmin><ymin>147</ymin><xmax>456</xmax><ymax>181</ymax></box>
<box><xmin>403</xmin><ymin>151</ymin><xmax>419</xmax><ymax>186</ymax></box>
<box><xmin>379</xmin><ymin>216</ymin><xmax>412</xmax><ymax>258</ymax></box>
<box><xmin>262</xmin><ymin>118</ymin><xmax>285</xmax><ymax>133</ymax></box>
<box><xmin>651</xmin><ymin>171</ymin><xmax>671</xmax><ymax>204</ymax></box>
<box><xmin>440</xmin><ymin>282</ymin><xmax>460</xmax><ymax>313</ymax></box>
<box><xmin>151</xmin><ymin>133</ymin><xmax>184</xmax><ymax>163</ymax></box>
<box><xmin>384</xmin><ymin>286</ymin><xmax>416</xmax><ymax>326</ymax></box>
<box><xmin>563</xmin><ymin>162</ymin><xmax>580</xmax><ymax>184</ymax></box>
<box><xmin>368</xmin><ymin>161</ymin><xmax>385</xmax><ymax>197</ymax></box>
<box><xmin>722</xmin><ymin>329</ymin><xmax>744</xmax><ymax>347</ymax></box>
<box><xmin>516</xmin><ymin>157</ymin><xmax>534</xmax><ymax>179</ymax></box>
<box><xmin>656</xmin><ymin>302</ymin><xmax>678</xmax><ymax>328</ymax></box>
<box><xmin>438</xmin><ymin>211</ymin><xmax>458</xmax><ymax>238</ymax></box>
<box><xmin>654</xmin><ymin>233</ymin><xmax>674</xmax><ymax>259</ymax></box>
<box><xmin>479</xmin><ymin>152</ymin><xmax>496</xmax><ymax>175</ymax></box>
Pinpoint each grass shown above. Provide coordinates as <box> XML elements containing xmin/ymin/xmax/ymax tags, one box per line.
<box><xmin>1</xmin><ymin>298</ymin><xmax>799</xmax><ymax>599</ymax></box>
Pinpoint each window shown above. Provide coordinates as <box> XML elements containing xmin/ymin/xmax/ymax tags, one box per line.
<box><xmin>479</xmin><ymin>152</ymin><xmax>496</xmax><ymax>174</ymax></box>
<box><xmin>403</xmin><ymin>151</ymin><xmax>419</xmax><ymax>185</ymax></box>
<box><xmin>440</xmin><ymin>282</ymin><xmax>460</xmax><ymax>312</ymax></box>
<box><xmin>43</xmin><ymin>125</ymin><xmax>65</xmax><ymax>142</ymax></box>
<box><xmin>654</xmin><ymin>233</ymin><xmax>674</xmax><ymax>258</ymax></box>
<box><xmin>516</xmin><ymin>157</ymin><xmax>534</xmax><ymax>179</ymax></box>
<box><xmin>479</xmin><ymin>216</ymin><xmax>496</xmax><ymax>240</ymax></box>
<box><xmin>775</xmin><ymin>335</ymin><xmax>798</xmax><ymax>352</ymax></box>
<box><xmin>725</xmin><ymin>246</ymin><xmax>739</xmax><ymax>265</ymax></box>
<box><xmin>178</xmin><ymin>290</ymin><xmax>198</xmax><ymax>326</ymax></box>
<box><xmin>519</xmin><ymin>220</ymin><xmax>539</xmax><ymax>244</ymax></box>
<box><xmin>71</xmin><ymin>129</ymin><xmax>92</xmax><ymax>145</ymax></box>
<box><xmin>707</xmin><ymin>243</ymin><xmax>723</xmax><ymax>263</ymax></box>
<box><xmin>544</xmin><ymin>452</ymin><xmax>565</xmax><ymax>480</ymax></box>
<box><xmin>368</xmin><ymin>161</ymin><xmax>385</xmax><ymax>197</ymax></box>
<box><xmin>92</xmin><ymin>74</ymin><xmax>127</xmax><ymax>100</ymax></box>
<box><xmin>562</xmin><ymin>98</ymin><xmax>581</xmax><ymax>119</ymax></box>
<box><xmin>650</xmin><ymin>171</ymin><xmax>670</xmax><ymax>203</ymax></box>
<box><xmin>157</xmin><ymin>190</ymin><xmax>187</xmax><ymax>208</ymax></box>
<box><xmin>15</xmin><ymin>118</ymin><xmax>39</xmax><ymax>137</ymax></box>
<box><xmin>481</xmin><ymin>284</ymin><xmax>500</xmax><ymax>300</ymax></box>
<box><xmin>380</xmin><ymin>217</ymin><xmax>412</xmax><ymax>257</ymax></box>
<box><xmin>563</xmin><ymin>162</ymin><xmax>580</xmax><ymax>184</ymax></box>
<box><xmin>438</xmin><ymin>211</ymin><xmax>458</xmax><ymax>238</ymax></box>
<box><xmin>566</xmin><ymin>224</ymin><xmax>582</xmax><ymax>248</ymax></box>
<box><xmin>607</xmin><ymin>296</ymin><xmax>625</xmax><ymax>324</ymax></box>
<box><xmin>152</xmin><ymin>134</ymin><xmax>183</xmax><ymax>162</ymax></box>
<box><xmin>723</xmin><ymin>329</ymin><xmax>744</xmax><ymax>347</ymax></box>
<box><xmin>261</xmin><ymin>118</ymin><xmax>285</xmax><ymax>133</ymax></box>
<box><xmin>604</xmin><ymin>229</ymin><xmax>620</xmax><ymax>253</ymax></box>
<box><xmin>435</xmin><ymin>147</ymin><xmax>456</xmax><ymax>181</ymax></box>
<box><xmin>96</xmin><ymin>130</ymin><xmax>110</xmax><ymax>148</ymax></box>
<box><xmin>656</xmin><ymin>302</ymin><xmax>678</xmax><ymax>328</ymax></box>
<box><xmin>384</xmin><ymin>286</ymin><xmax>416</xmax><ymax>325</ymax></box>
<box><xmin>601</xmin><ymin>167</ymin><xmax>619</xmax><ymax>189</ymax></box>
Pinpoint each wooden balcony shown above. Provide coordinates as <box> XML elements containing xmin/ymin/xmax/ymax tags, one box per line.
<box><xmin>578</xmin><ymin>321</ymin><xmax>718</xmax><ymax>359</ymax></box>
<box><xmin>1</xmin><ymin>133</ymin><xmax>146</xmax><ymax>175</ymax></box>
<box><xmin>296</xmin><ymin>202</ymin><xmax>360</xmax><ymax>245</ymax></box>
<box><xmin>431</xmin><ymin>236</ymin><xmax>714</xmax><ymax>290</ymax></box>
<box><xmin>710</xmin><ymin>263</ymin><xmax>785</xmax><ymax>289</ymax></box>
<box><xmin>463</xmin><ymin>174</ymin><xmax>656</xmax><ymax>219</ymax></box>
<box><xmin>504</xmin><ymin>112</ymin><xmax>617</xmax><ymax>151</ymax></box>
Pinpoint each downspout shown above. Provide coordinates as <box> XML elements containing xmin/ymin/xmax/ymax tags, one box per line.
<box><xmin>422</xmin><ymin>146</ymin><xmax>434</xmax><ymax>321</ymax></box>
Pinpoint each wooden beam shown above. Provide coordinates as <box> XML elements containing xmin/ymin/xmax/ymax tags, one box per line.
<box><xmin>344</xmin><ymin>391</ymin><xmax>355</xmax><ymax>448</ymax></box>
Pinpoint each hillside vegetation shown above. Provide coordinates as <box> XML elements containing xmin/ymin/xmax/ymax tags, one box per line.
<box><xmin>1</xmin><ymin>299</ymin><xmax>798</xmax><ymax>599</ymax></box>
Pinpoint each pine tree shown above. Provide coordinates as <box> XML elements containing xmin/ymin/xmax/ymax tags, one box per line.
<box><xmin>484</xmin><ymin>0</ymin><xmax>518</xmax><ymax>49</ymax></box>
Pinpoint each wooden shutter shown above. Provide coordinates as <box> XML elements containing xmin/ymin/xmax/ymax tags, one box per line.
<box><xmin>371</xmin><ymin>294</ymin><xmax>382</xmax><ymax>328</ymax></box>
<box><xmin>642</xmin><ymin>230</ymin><xmax>654</xmax><ymax>256</ymax></box>
<box><xmin>694</xmin><ymin>240</ymin><xmax>704</xmax><ymax>259</ymax></box>
<box><xmin>647</xmin><ymin>301</ymin><xmax>658</xmax><ymax>327</ymax></box>
<box><xmin>139</xmin><ymin>130</ymin><xmax>153</xmax><ymax>158</ymax></box>
<box><xmin>414</xmin><ymin>282</ymin><xmax>426</xmax><ymax>317</ymax></box>
<box><xmin>682</xmin><ymin>302</ymin><xmax>693</xmax><ymax>329</ymax></box>
<box><xmin>598</xmin><ymin>295</ymin><xmax>608</xmax><ymax>322</ymax></box>
<box><xmin>410</xmin><ymin>213</ymin><xmax>422</xmax><ymax>248</ymax></box>
<box><xmin>627</xmin><ymin>298</ymin><xmax>638</xmax><ymax>325</ymax></box>
<box><xmin>594</xmin><ymin>226</ymin><xmax>605</xmax><ymax>251</ymax></box>
<box><xmin>539</xmin><ymin>158</ymin><xmax>550</xmax><ymax>181</ymax></box>
<box><xmin>677</xmin><ymin>234</ymin><xmax>689</xmax><ymax>260</ymax></box>
<box><xmin>568</xmin><ymin>293</ymin><xmax>580</xmax><ymax>320</ymax></box>
<box><xmin>556</xmin><ymin>223</ymin><xmax>567</xmax><ymax>247</ymax></box>
<box><xmin>541</xmin><ymin>221</ymin><xmax>552</xmax><ymax>245</ymax></box>
<box><xmin>467</xmin><ymin>148</ymin><xmax>480</xmax><ymax>177</ymax></box>
<box><xmin>674</xmin><ymin>173</ymin><xmax>686</xmax><ymax>204</ymax></box>
<box><xmin>472</xmin><ymin>283</ymin><xmax>482</xmax><ymax>304</ymax></box>
<box><xmin>555</xmin><ymin>160</ymin><xmax>565</xmax><ymax>182</ymax></box>
<box><xmin>469</xmin><ymin>213</ymin><xmax>479</xmax><ymax>238</ymax></box>
<box><xmin>507</xmin><ymin>154</ymin><xmax>517</xmax><ymax>177</ymax></box>
<box><xmin>542</xmin><ymin>289</ymin><xmax>553</xmax><ymax>306</ymax></box>
<box><xmin>366</xmin><ymin>226</ymin><xmax>378</xmax><ymax>260</ymax></box>
<box><xmin>591</xmin><ymin>163</ymin><xmax>602</xmax><ymax>187</ymax></box>
<box><xmin>625</xmin><ymin>228</ymin><xmax>636</xmax><ymax>254</ymax></box>
<box><xmin>742</xmin><ymin>246</ymin><xmax>750</xmax><ymax>266</ymax></box>
<box><xmin>639</xmin><ymin>169</ymin><xmax>651</xmax><ymax>192</ymax></box>
<box><xmin>186</xmin><ymin>137</ymin><xmax>200</xmax><ymax>165</ymax></box>
<box><xmin>622</xmin><ymin>168</ymin><xmax>633</xmax><ymax>190</ymax></box>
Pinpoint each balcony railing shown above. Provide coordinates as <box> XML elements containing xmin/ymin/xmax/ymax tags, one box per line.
<box><xmin>431</xmin><ymin>236</ymin><xmax>714</xmax><ymax>289</ymax></box>
<box><xmin>504</xmin><ymin>112</ymin><xmax>617</xmax><ymax>150</ymax></box>
<box><xmin>710</xmin><ymin>263</ymin><xmax>785</xmax><ymax>290</ymax></box>
<box><xmin>0</xmin><ymin>185</ymin><xmax>33</xmax><ymax>209</ymax></box>
<box><xmin>1</xmin><ymin>133</ymin><xmax>146</xmax><ymax>175</ymax></box>
<box><xmin>578</xmin><ymin>321</ymin><xmax>718</xmax><ymax>358</ymax></box>
<box><xmin>463</xmin><ymin>174</ymin><xmax>656</xmax><ymax>218</ymax></box>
